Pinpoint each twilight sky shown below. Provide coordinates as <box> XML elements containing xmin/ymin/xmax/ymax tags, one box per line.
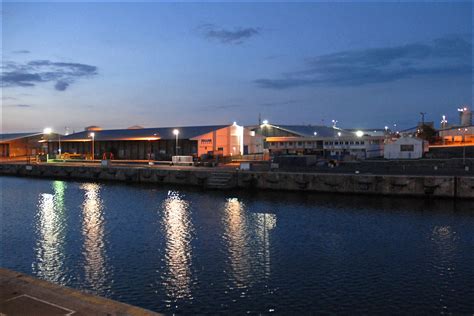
<box><xmin>1</xmin><ymin>1</ymin><xmax>473</xmax><ymax>133</ymax></box>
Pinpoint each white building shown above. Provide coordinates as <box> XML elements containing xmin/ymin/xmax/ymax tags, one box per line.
<box><xmin>191</xmin><ymin>123</ymin><xmax>264</xmax><ymax>157</ymax></box>
<box><xmin>384</xmin><ymin>136</ymin><xmax>427</xmax><ymax>159</ymax></box>
<box><xmin>250</xmin><ymin>123</ymin><xmax>385</xmax><ymax>160</ymax></box>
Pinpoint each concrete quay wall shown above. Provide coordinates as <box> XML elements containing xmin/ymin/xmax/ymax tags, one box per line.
<box><xmin>1</xmin><ymin>163</ymin><xmax>473</xmax><ymax>199</ymax></box>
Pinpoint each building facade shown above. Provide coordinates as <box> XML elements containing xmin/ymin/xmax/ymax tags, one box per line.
<box><xmin>0</xmin><ymin>133</ymin><xmax>55</xmax><ymax>158</ymax></box>
<box><xmin>58</xmin><ymin>124</ymin><xmax>263</xmax><ymax>160</ymax></box>
<box><xmin>384</xmin><ymin>136</ymin><xmax>427</xmax><ymax>159</ymax></box>
<box><xmin>251</xmin><ymin>123</ymin><xmax>384</xmax><ymax>160</ymax></box>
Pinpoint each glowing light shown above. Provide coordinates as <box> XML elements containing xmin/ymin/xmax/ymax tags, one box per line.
<box><xmin>43</xmin><ymin>127</ymin><xmax>53</xmax><ymax>135</ymax></box>
<box><xmin>223</xmin><ymin>197</ymin><xmax>251</xmax><ymax>288</ymax></box>
<box><xmin>337</xmin><ymin>132</ymin><xmax>341</xmax><ymax>137</ymax></box>
<box><xmin>89</xmin><ymin>132</ymin><xmax>95</xmax><ymax>137</ymax></box>
<box><xmin>34</xmin><ymin>181</ymin><xmax>67</xmax><ymax>284</ymax></box>
<box><xmin>441</xmin><ymin>115</ymin><xmax>448</xmax><ymax>125</ymax></box>
<box><xmin>355</xmin><ymin>130</ymin><xmax>364</xmax><ymax>137</ymax></box>
<box><xmin>313</xmin><ymin>132</ymin><xmax>318</xmax><ymax>136</ymax></box>
<box><xmin>262</xmin><ymin>120</ymin><xmax>269</xmax><ymax>125</ymax></box>
<box><xmin>81</xmin><ymin>183</ymin><xmax>107</xmax><ymax>291</ymax></box>
<box><xmin>173</xmin><ymin>129</ymin><xmax>180</xmax><ymax>135</ymax></box>
<box><xmin>162</xmin><ymin>191</ymin><xmax>193</xmax><ymax>298</ymax></box>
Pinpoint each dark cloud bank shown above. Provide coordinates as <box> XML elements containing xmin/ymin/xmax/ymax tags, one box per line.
<box><xmin>198</xmin><ymin>24</ymin><xmax>259</xmax><ymax>45</ymax></box>
<box><xmin>255</xmin><ymin>35</ymin><xmax>472</xmax><ymax>89</ymax></box>
<box><xmin>1</xmin><ymin>59</ymin><xmax>98</xmax><ymax>91</ymax></box>
<box><xmin>12</xmin><ymin>50</ymin><xmax>31</xmax><ymax>54</ymax></box>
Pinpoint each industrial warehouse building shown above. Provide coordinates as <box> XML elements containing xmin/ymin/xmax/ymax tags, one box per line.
<box><xmin>250</xmin><ymin>123</ymin><xmax>385</xmax><ymax>159</ymax></box>
<box><xmin>56</xmin><ymin>124</ymin><xmax>263</xmax><ymax>160</ymax></box>
<box><xmin>0</xmin><ymin>132</ymin><xmax>57</xmax><ymax>158</ymax></box>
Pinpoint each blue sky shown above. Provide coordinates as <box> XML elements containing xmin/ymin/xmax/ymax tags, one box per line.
<box><xmin>2</xmin><ymin>1</ymin><xmax>472</xmax><ymax>133</ymax></box>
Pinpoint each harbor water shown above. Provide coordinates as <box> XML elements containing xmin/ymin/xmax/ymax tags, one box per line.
<box><xmin>1</xmin><ymin>176</ymin><xmax>473</xmax><ymax>314</ymax></box>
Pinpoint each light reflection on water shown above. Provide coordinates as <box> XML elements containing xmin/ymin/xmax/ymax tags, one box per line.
<box><xmin>33</xmin><ymin>181</ymin><xmax>67</xmax><ymax>284</ymax></box>
<box><xmin>161</xmin><ymin>190</ymin><xmax>193</xmax><ymax>299</ymax></box>
<box><xmin>2</xmin><ymin>176</ymin><xmax>473</xmax><ymax>314</ymax></box>
<box><xmin>223</xmin><ymin>197</ymin><xmax>252</xmax><ymax>288</ymax></box>
<box><xmin>222</xmin><ymin>198</ymin><xmax>277</xmax><ymax>288</ymax></box>
<box><xmin>81</xmin><ymin>183</ymin><xmax>108</xmax><ymax>293</ymax></box>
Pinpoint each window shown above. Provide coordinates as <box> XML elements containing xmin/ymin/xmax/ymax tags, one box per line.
<box><xmin>400</xmin><ymin>144</ymin><xmax>414</xmax><ymax>152</ymax></box>
<box><xmin>298</xmin><ymin>141</ymin><xmax>303</xmax><ymax>146</ymax></box>
<box><xmin>280</xmin><ymin>142</ymin><xmax>284</xmax><ymax>146</ymax></box>
<box><xmin>345</xmin><ymin>141</ymin><xmax>349</xmax><ymax>145</ymax></box>
<box><xmin>361</xmin><ymin>141</ymin><xmax>365</xmax><ymax>145</ymax></box>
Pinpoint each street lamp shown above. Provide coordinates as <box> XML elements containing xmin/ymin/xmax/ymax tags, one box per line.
<box><xmin>173</xmin><ymin>129</ymin><xmax>179</xmax><ymax>156</ymax></box>
<box><xmin>458</xmin><ymin>128</ymin><xmax>468</xmax><ymax>166</ymax></box>
<box><xmin>89</xmin><ymin>132</ymin><xmax>95</xmax><ymax>160</ymax></box>
<box><xmin>43</xmin><ymin>128</ymin><xmax>52</xmax><ymax>161</ymax></box>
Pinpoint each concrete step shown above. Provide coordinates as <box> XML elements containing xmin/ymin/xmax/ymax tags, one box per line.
<box><xmin>207</xmin><ymin>172</ymin><xmax>235</xmax><ymax>188</ymax></box>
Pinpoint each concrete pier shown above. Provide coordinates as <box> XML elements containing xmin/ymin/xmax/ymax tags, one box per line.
<box><xmin>0</xmin><ymin>163</ymin><xmax>473</xmax><ymax>199</ymax></box>
<box><xmin>0</xmin><ymin>268</ymin><xmax>160</xmax><ymax>315</ymax></box>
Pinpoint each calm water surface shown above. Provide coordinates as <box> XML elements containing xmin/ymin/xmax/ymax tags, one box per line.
<box><xmin>1</xmin><ymin>176</ymin><xmax>473</xmax><ymax>314</ymax></box>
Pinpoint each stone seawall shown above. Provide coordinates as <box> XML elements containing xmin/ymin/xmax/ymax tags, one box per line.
<box><xmin>1</xmin><ymin>163</ymin><xmax>473</xmax><ymax>199</ymax></box>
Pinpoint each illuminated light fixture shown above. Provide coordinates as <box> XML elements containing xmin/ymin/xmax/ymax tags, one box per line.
<box><xmin>233</xmin><ymin>121</ymin><xmax>237</xmax><ymax>126</ymax></box>
<box><xmin>332</xmin><ymin>119</ymin><xmax>338</xmax><ymax>128</ymax></box>
<box><xmin>337</xmin><ymin>132</ymin><xmax>342</xmax><ymax>137</ymax></box>
<box><xmin>313</xmin><ymin>132</ymin><xmax>318</xmax><ymax>136</ymax></box>
<box><xmin>43</xmin><ymin>127</ymin><xmax>53</xmax><ymax>135</ymax></box>
<box><xmin>355</xmin><ymin>130</ymin><xmax>364</xmax><ymax>137</ymax></box>
<box><xmin>262</xmin><ymin>120</ymin><xmax>269</xmax><ymax>125</ymax></box>
<box><xmin>384</xmin><ymin>126</ymin><xmax>388</xmax><ymax>131</ymax></box>
<box><xmin>173</xmin><ymin>129</ymin><xmax>179</xmax><ymax>155</ymax></box>
<box><xmin>441</xmin><ymin>115</ymin><xmax>448</xmax><ymax>125</ymax></box>
<box><xmin>89</xmin><ymin>132</ymin><xmax>95</xmax><ymax>160</ymax></box>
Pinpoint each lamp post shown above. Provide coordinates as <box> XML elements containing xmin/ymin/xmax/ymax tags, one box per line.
<box><xmin>89</xmin><ymin>132</ymin><xmax>95</xmax><ymax>160</ymax></box>
<box><xmin>58</xmin><ymin>134</ymin><xmax>61</xmax><ymax>157</ymax></box>
<box><xmin>43</xmin><ymin>127</ymin><xmax>52</xmax><ymax>162</ymax></box>
<box><xmin>459</xmin><ymin>128</ymin><xmax>468</xmax><ymax>166</ymax></box>
<box><xmin>173</xmin><ymin>129</ymin><xmax>179</xmax><ymax>156</ymax></box>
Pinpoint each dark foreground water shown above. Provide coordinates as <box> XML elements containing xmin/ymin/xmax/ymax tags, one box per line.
<box><xmin>1</xmin><ymin>176</ymin><xmax>473</xmax><ymax>314</ymax></box>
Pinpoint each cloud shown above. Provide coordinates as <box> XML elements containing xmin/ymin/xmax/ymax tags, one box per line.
<box><xmin>255</xmin><ymin>35</ymin><xmax>472</xmax><ymax>89</ymax></box>
<box><xmin>12</xmin><ymin>50</ymin><xmax>30</xmax><ymax>54</ymax></box>
<box><xmin>15</xmin><ymin>104</ymin><xmax>33</xmax><ymax>108</ymax></box>
<box><xmin>1</xmin><ymin>59</ymin><xmax>98</xmax><ymax>91</ymax></box>
<box><xmin>198</xmin><ymin>24</ymin><xmax>259</xmax><ymax>44</ymax></box>
<box><xmin>2</xmin><ymin>96</ymin><xmax>17</xmax><ymax>100</ymax></box>
<box><xmin>54</xmin><ymin>80</ymin><xmax>69</xmax><ymax>91</ymax></box>
<box><xmin>203</xmin><ymin>104</ymin><xmax>244</xmax><ymax>110</ymax></box>
<box><xmin>260</xmin><ymin>99</ymin><xmax>302</xmax><ymax>107</ymax></box>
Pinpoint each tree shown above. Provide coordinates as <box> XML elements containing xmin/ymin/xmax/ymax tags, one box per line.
<box><xmin>416</xmin><ymin>124</ymin><xmax>437</xmax><ymax>143</ymax></box>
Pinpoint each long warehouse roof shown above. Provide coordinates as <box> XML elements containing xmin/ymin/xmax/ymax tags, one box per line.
<box><xmin>61</xmin><ymin>125</ymin><xmax>230</xmax><ymax>142</ymax></box>
<box><xmin>0</xmin><ymin>132</ymin><xmax>41</xmax><ymax>143</ymax></box>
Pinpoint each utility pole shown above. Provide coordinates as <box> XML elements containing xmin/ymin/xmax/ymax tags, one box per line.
<box><xmin>419</xmin><ymin>112</ymin><xmax>427</xmax><ymax>125</ymax></box>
